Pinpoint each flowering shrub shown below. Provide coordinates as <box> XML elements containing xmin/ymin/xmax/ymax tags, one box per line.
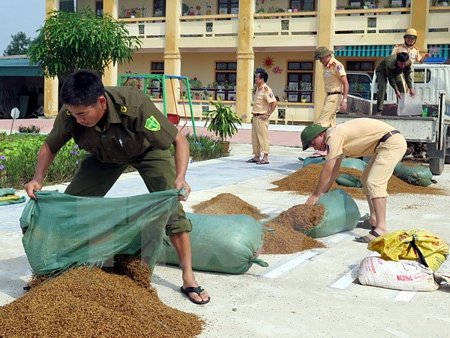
<box><xmin>0</xmin><ymin>133</ymin><xmax>85</xmax><ymax>189</ymax></box>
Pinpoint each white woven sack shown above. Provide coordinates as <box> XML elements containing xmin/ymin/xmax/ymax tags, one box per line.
<box><xmin>357</xmin><ymin>256</ymin><xmax>439</xmax><ymax>291</ymax></box>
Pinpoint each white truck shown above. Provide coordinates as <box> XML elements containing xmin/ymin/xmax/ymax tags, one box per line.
<box><xmin>338</xmin><ymin>63</ymin><xmax>450</xmax><ymax>175</ymax></box>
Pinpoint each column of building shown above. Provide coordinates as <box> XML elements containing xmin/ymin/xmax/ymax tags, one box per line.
<box><xmin>314</xmin><ymin>0</ymin><xmax>337</xmax><ymax>121</ymax></box>
<box><xmin>44</xmin><ymin>0</ymin><xmax>59</xmax><ymax>118</ymax></box>
<box><xmin>103</xmin><ymin>0</ymin><xmax>118</xmax><ymax>86</ymax></box>
<box><xmin>164</xmin><ymin>0</ymin><xmax>182</xmax><ymax>115</ymax></box>
<box><xmin>235</xmin><ymin>1</ymin><xmax>255</xmax><ymax>122</ymax></box>
<box><xmin>409</xmin><ymin>0</ymin><xmax>429</xmax><ymax>54</ymax></box>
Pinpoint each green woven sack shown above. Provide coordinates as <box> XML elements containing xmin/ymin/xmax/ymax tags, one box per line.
<box><xmin>302</xmin><ymin>157</ymin><xmax>366</xmax><ymax>171</ymax></box>
<box><xmin>301</xmin><ymin>189</ymin><xmax>361</xmax><ymax>238</ymax></box>
<box><xmin>20</xmin><ymin>190</ymin><xmax>180</xmax><ymax>276</ymax></box>
<box><xmin>0</xmin><ymin>188</ymin><xmax>26</xmax><ymax>206</ymax></box>
<box><xmin>335</xmin><ymin>173</ymin><xmax>363</xmax><ymax>188</ymax></box>
<box><xmin>394</xmin><ymin>162</ymin><xmax>435</xmax><ymax>187</ymax></box>
<box><xmin>302</xmin><ymin>157</ymin><xmax>366</xmax><ymax>188</ymax></box>
<box><xmin>159</xmin><ymin>213</ymin><xmax>268</xmax><ymax>274</ymax></box>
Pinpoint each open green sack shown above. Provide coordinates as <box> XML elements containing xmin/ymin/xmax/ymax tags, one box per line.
<box><xmin>159</xmin><ymin>213</ymin><xmax>268</xmax><ymax>274</ymax></box>
<box><xmin>393</xmin><ymin>162</ymin><xmax>435</xmax><ymax>186</ymax></box>
<box><xmin>301</xmin><ymin>189</ymin><xmax>361</xmax><ymax>238</ymax></box>
<box><xmin>20</xmin><ymin>190</ymin><xmax>180</xmax><ymax>276</ymax></box>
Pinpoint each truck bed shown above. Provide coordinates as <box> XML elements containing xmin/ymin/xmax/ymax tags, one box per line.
<box><xmin>336</xmin><ymin>114</ymin><xmax>438</xmax><ymax>143</ymax></box>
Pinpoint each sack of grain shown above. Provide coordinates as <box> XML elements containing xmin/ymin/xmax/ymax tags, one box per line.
<box><xmin>358</xmin><ymin>256</ymin><xmax>439</xmax><ymax>291</ymax></box>
<box><xmin>20</xmin><ymin>190</ymin><xmax>178</xmax><ymax>275</ymax></box>
<box><xmin>298</xmin><ymin>189</ymin><xmax>361</xmax><ymax>238</ymax></box>
<box><xmin>393</xmin><ymin>162</ymin><xmax>435</xmax><ymax>187</ymax></box>
<box><xmin>159</xmin><ymin>213</ymin><xmax>268</xmax><ymax>274</ymax></box>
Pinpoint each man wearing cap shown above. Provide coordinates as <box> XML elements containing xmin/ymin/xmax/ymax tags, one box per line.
<box><xmin>300</xmin><ymin>118</ymin><xmax>406</xmax><ymax>243</ymax></box>
<box><xmin>246</xmin><ymin>68</ymin><xmax>277</xmax><ymax>165</ymax></box>
<box><xmin>392</xmin><ymin>28</ymin><xmax>430</xmax><ymax>64</ymax></box>
<box><xmin>391</xmin><ymin>28</ymin><xmax>430</xmax><ymax>102</ymax></box>
<box><xmin>314</xmin><ymin>46</ymin><xmax>349</xmax><ymax>128</ymax></box>
<box><xmin>375</xmin><ymin>52</ymin><xmax>414</xmax><ymax>114</ymax></box>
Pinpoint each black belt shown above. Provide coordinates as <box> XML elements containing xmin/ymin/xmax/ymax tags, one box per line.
<box><xmin>377</xmin><ymin>130</ymin><xmax>400</xmax><ymax>146</ymax></box>
<box><xmin>327</xmin><ymin>91</ymin><xmax>342</xmax><ymax>96</ymax></box>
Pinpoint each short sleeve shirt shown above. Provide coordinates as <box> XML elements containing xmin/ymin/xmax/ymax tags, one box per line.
<box><xmin>392</xmin><ymin>44</ymin><xmax>422</xmax><ymax>63</ymax></box>
<box><xmin>46</xmin><ymin>87</ymin><xmax>178</xmax><ymax>164</ymax></box>
<box><xmin>252</xmin><ymin>84</ymin><xmax>276</xmax><ymax>114</ymax></box>
<box><xmin>323</xmin><ymin>57</ymin><xmax>347</xmax><ymax>93</ymax></box>
<box><xmin>325</xmin><ymin>118</ymin><xmax>396</xmax><ymax>160</ymax></box>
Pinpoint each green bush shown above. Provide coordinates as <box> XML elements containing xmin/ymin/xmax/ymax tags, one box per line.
<box><xmin>186</xmin><ymin>134</ymin><xmax>227</xmax><ymax>161</ymax></box>
<box><xmin>0</xmin><ymin>133</ymin><xmax>84</xmax><ymax>189</ymax></box>
<box><xmin>0</xmin><ymin>133</ymin><xmax>226</xmax><ymax>189</ymax></box>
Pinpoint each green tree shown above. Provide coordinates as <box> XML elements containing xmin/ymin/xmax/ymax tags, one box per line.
<box><xmin>28</xmin><ymin>9</ymin><xmax>141</xmax><ymax>77</ymax></box>
<box><xmin>3</xmin><ymin>32</ymin><xmax>32</xmax><ymax>56</ymax></box>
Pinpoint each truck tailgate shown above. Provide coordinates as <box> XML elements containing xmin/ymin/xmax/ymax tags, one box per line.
<box><xmin>336</xmin><ymin>114</ymin><xmax>437</xmax><ymax>143</ymax></box>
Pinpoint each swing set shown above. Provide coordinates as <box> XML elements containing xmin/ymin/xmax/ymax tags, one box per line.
<box><xmin>118</xmin><ymin>73</ymin><xmax>197</xmax><ymax>137</ymax></box>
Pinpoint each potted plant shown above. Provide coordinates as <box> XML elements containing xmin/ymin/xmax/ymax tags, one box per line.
<box><xmin>204</xmin><ymin>100</ymin><xmax>242</xmax><ymax>153</ymax></box>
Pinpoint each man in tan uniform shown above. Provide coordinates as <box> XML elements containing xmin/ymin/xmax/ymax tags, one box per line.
<box><xmin>246</xmin><ymin>69</ymin><xmax>277</xmax><ymax>165</ymax></box>
<box><xmin>392</xmin><ymin>28</ymin><xmax>430</xmax><ymax>64</ymax></box>
<box><xmin>301</xmin><ymin>118</ymin><xmax>407</xmax><ymax>243</ymax></box>
<box><xmin>314</xmin><ymin>46</ymin><xmax>349</xmax><ymax>128</ymax></box>
<box><xmin>391</xmin><ymin>28</ymin><xmax>430</xmax><ymax>95</ymax></box>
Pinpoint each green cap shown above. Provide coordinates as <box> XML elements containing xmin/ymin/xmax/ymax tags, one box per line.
<box><xmin>314</xmin><ymin>46</ymin><xmax>332</xmax><ymax>60</ymax></box>
<box><xmin>301</xmin><ymin>124</ymin><xmax>328</xmax><ymax>151</ymax></box>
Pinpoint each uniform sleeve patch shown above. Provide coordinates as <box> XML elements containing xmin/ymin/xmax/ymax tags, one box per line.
<box><xmin>144</xmin><ymin>116</ymin><xmax>161</xmax><ymax>131</ymax></box>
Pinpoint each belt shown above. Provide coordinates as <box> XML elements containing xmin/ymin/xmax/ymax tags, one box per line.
<box><xmin>377</xmin><ymin>130</ymin><xmax>400</xmax><ymax>147</ymax></box>
<box><xmin>327</xmin><ymin>91</ymin><xmax>342</xmax><ymax>96</ymax></box>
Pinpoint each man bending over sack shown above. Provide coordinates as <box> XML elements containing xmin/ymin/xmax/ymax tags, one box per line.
<box><xmin>300</xmin><ymin>118</ymin><xmax>407</xmax><ymax>243</ymax></box>
<box><xmin>24</xmin><ymin>69</ymin><xmax>210</xmax><ymax>305</ymax></box>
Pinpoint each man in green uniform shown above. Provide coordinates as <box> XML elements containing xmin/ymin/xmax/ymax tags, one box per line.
<box><xmin>24</xmin><ymin>70</ymin><xmax>210</xmax><ymax>305</ymax></box>
<box><xmin>301</xmin><ymin>118</ymin><xmax>407</xmax><ymax>243</ymax></box>
<box><xmin>375</xmin><ymin>52</ymin><xmax>415</xmax><ymax>114</ymax></box>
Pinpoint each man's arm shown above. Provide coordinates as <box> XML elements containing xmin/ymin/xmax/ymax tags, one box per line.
<box><xmin>306</xmin><ymin>156</ymin><xmax>343</xmax><ymax>205</ymax></box>
<box><xmin>339</xmin><ymin>75</ymin><xmax>349</xmax><ymax>112</ymax></box>
<box><xmin>403</xmin><ymin>65</ymin><xmax>414</xmax><ymax>92</ymax></box>
<box><xmin>24</xmin><ymin>142</ymin><xmax>57</xmax><ymax>199</ymax></box>
<box><xmin>172</xmin><ymin>132</ymin><xmax>191</xmax><ymax>200</ymax></box>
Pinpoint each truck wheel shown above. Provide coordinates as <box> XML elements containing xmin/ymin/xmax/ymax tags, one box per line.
<box><xmin>430</xmin><ymin>157</ymin><xmax>445</xmax><ymax>175</ymax></box>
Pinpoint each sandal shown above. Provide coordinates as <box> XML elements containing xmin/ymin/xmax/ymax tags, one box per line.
<box><xmin>246</xmin><ymin>158</ymin><xmax>260</xmax><ymax>163</ymax></box>
<box><xmin>180</xmin><ymin>286</ymin><xmax>210</xmax><ymax>305</ymax></box>
<box><xmin>256</xmin><ymin>160</ymin><xmax>269</xmax><ymax>165</ymax></box>
<box><xmin>354</xmin><ymin>230</ymin><xmax>381</xmax><ymax>243</ymax></box>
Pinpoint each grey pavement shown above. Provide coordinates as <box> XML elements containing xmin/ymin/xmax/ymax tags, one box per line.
<box><xmin>1</xmin><ymin>143</ymin><xmax>450</xmax><ymax>338</ymax></box>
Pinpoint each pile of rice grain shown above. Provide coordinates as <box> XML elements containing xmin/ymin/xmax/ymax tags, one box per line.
<box><xmin>192</xmin><ymin>192</ymin><xmax>267</xmax><ymax>220</ymax></box>
<box><xmin>191</xmin><ymin>193</ymin><xmax>326</xmax><ymax>254</ymax></box>
<box><xmin>0</xmin><ymin>267</ymin><xmax>203</xmax><ymax>338</ymax></box>
<box><xmin>272</xmin><ymin>164</ymin><xmax>445</xmax><ymax>199</ymax></box>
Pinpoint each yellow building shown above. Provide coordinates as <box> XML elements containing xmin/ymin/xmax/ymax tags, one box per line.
<box><xmin>45</xmin><ymin>0</ymin><xmax>450</xmax><ymax>124</ymax></box>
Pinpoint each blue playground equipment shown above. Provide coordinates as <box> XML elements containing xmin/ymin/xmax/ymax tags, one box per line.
<box><xmin>118</xmin><ymin>73</ymin><xmax>197</xmax><ymax>137</ymax></box>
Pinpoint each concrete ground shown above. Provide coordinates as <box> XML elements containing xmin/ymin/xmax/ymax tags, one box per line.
<box><xmin>1</xmin><ymin>120</ymin><xmax>450</xmax><ymax>337</ymax></box>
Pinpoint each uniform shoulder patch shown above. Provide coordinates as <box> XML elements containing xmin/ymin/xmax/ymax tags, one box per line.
<box><xmin>144</xmin><ymin>115</ymin><xmax>161</xmax><ymax>131</ymax></box>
